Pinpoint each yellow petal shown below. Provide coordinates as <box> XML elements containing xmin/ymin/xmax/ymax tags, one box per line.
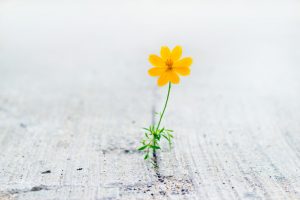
<box><xmin>148</xmin><ymin>67</ymin><xmax>165</xmax><ymax>76</ymax></box>
<box><xmin>168</xmin><ymin>71</ymin><xmax>180</xmax><ymax>84</ymax></box>
<box><xmin>157</xmin><ymin>72</ymin><xmax>169</xmax><ymax>87</ymax></box>
<box><xmin>149</xmin><ymin>55</ymin><xmax>165</xmax><ymax>67</ymax></box>
<box><xmin>174</xmin><ymin>67</ymin><xmax>190</xmax><ymax>76</ymax></box>
<box><xmin>173</xmin><ymin>57</ymin><xmax>192</xmax><ymax>68</ymax></box>
<box><xmin>171</xmin><ymin>46</ymin><xmax>182</xmax><ymax>61</ymax></box>
<box><xmin>160</xmin><ymin>46</ymin><xmax>171</xmax><ymax>60</ymax></box>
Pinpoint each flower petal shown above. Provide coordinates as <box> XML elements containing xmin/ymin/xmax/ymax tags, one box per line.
<box><xmin>168</xmin><ymin>71</ymin><xmax>180</xmax><ymax>84</ymax></box>
<box><xmin>173</xmin><ymin>57</ymin><xmax>192</xmax><ymax>68</ymax></box>
<box><xmin>171</xmin><ymin>46</ymin><xmax>182</xmax><ymax>61</ymax></box>
<box><xmin>160</xmin><ymin>46</ymin><xmax>171</xmax><ymax>60</ymax></box>
<box><xmin>149</xmin><ymin>55</ymin><xmax>165</xmax><ymax>67</ymax></box>
<box><xmin>148</xmin><ymin>67</ymin><xmax>165</xmax><ymax>76</ymax></box>
<box><xmin>157</xmin><ymin>72</ymin><xmax>169</xmax><ymax>87</ymax></box>
<box><xmin>173</xmin><ymin>67</ymin><xmax>190</xmax><ymax>76</ymax></box>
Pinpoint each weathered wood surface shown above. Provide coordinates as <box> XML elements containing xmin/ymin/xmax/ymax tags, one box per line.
<box><xmin>1</xmin><ymin>1</ymin><xmax>300</xmax><ymax>199</ymax></box>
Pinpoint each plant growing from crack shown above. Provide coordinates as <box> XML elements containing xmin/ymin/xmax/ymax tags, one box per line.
<box><xmin>138</xmin><ymin>45</ymin><xmax>193</xmax><ymax>164</ymax></box>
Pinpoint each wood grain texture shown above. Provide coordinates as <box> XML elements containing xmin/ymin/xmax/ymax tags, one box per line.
<box><xmin>0</xmin><ymin>0</ymin><xmax>300</xmax><ymax>199</ymax></box>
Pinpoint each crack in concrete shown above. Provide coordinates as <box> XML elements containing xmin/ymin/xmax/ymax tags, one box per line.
<box><xmin>121</xmin><ymin>175</ymin><xmax>194</xmax><ymax>197</ymax></box>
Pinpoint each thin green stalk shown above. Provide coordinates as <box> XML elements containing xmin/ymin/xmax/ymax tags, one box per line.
<box><xmin>152</xmin><ymin>82</ymin><xmax>171</xmax><ymax>158</ymax></box>
<box><xmin>156</xmin><ymin>82</ymin><xmax>172</xmax><ymax>132</ymax></box>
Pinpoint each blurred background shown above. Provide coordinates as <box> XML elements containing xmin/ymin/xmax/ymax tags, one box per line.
<box><xmin>1</xmin><ymin>0</ymin><xmax>300</xmax><ymax>94</ymax></box>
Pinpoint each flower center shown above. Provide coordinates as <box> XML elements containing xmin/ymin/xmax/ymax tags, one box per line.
<box><xmin>166</xmin><ymin>59</ymin><xmax>173</xmax><ymax>70</ymax></box>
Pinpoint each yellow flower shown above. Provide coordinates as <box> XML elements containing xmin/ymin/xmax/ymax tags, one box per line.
<box><xmin>148</xmin><ymin>46</ymin><xmax>192</xmax><ymax>86</ymax></box>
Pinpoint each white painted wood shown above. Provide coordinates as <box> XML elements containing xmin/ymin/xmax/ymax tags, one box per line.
<box><xmin>0</xmin><ymin>0</ymin><xmax>300</xmax><ymax>199</ymax></box>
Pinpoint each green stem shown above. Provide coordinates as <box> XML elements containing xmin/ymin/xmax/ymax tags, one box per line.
<box><xmin>152</xmin><ymin>82</ymin><xmax>172</xmax><ymax>161</ymax></box>
<box><xmin>156</xmin><ymin>82</ymin><xmax>172</xmax><ymax>132</ymax></box>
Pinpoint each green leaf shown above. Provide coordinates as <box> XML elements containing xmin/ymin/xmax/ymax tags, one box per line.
<box><xmin>149</xmin><ymin>125</ymin><xmax>153</xmax><ymax>133</ymax></box>
<box><xmin>159</xmin><ymin>128</ymin><xmax>165</xmax><ymax>134</ymax></box>
<box><xmin>138</xmin><ymin>145</ymin><xmax>148</xmax><ymax>151</ymax></box>
<box><xmin>145</xmin><ymin>132</ymin><xmax>149</xmax><ymax>138</ymax></box>
<box><xmin>168</xmin><ymin>133</ymin><xmax>174</xmax><ymax>138</ymax></box>
<box><xmin>144</xmin><ymin>154</ymin><xmax>149</xmax><ymax>160</ymax></box>
<box><xmin>157</xmin><ymin>134</ymin><xmax>161</xmax><ymax>140</ymax></box>
<box><xmin>149</xmin><ymin>145</ymin><xmax>161</xmax><ymax>149</ymax></box>
<box><xmin>162</xmin><ymin>134</ymin><xmax>169</xmax><ymax>141</ymax></box>
<box><xmin>142</xmin><ymin>127</ymin><xmax>150</xmax><ymax>131</ymax></box>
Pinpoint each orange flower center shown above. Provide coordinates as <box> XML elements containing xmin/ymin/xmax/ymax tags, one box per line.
<box><xmin>166</xmin><ymin>59</ymin><xmax>173</xmax><ymax>70</ymax></box>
